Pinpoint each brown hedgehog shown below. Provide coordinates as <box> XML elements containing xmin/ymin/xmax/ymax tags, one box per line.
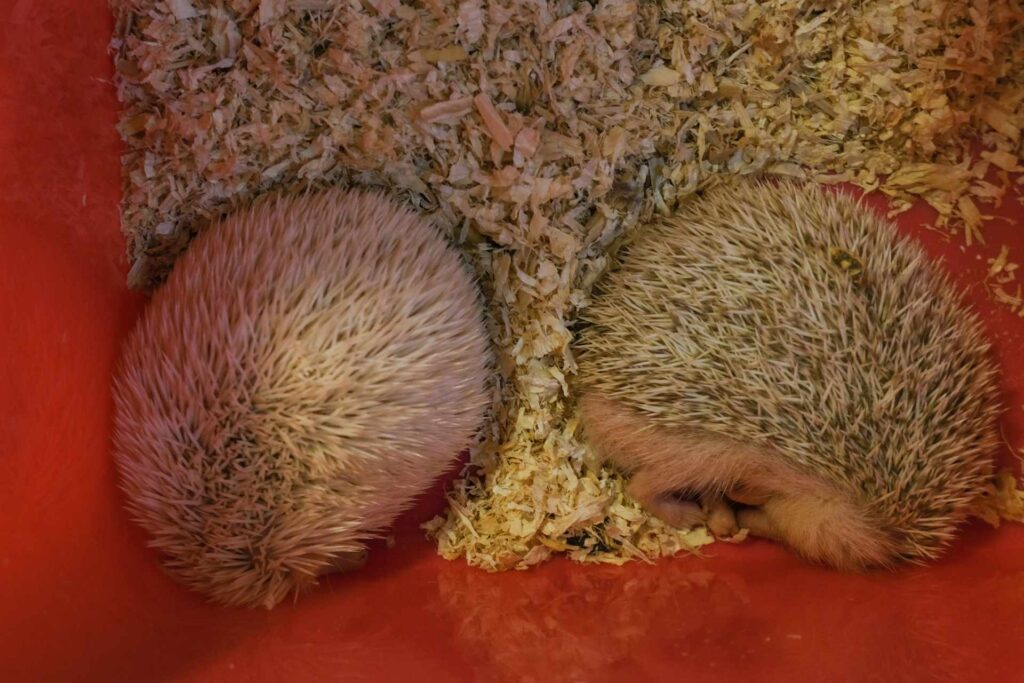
<box><xmin>574</xmin><ymin>181</ymin><xmax>1002</xmax><ymax>570</ymax></box>
<box><xmin>112</xmin><ymin>190</ymin><xmax>492</xmax><ymax>608</ymax></box>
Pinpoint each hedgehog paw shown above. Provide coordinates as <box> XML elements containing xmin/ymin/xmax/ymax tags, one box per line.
<box><xmin>649</xmin><ymin>496</ymin><xmax>705</xmax><ymax>529</ymax></box>
<box><xmin>703</xmin><ymin>496</ymin><xmax>739</xmax><ymax>538</ymax></box>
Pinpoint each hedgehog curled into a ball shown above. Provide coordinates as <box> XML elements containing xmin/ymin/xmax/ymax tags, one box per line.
<box><xmin>112</xmin><ymin>190</ymin><xmax>492</xmax><ymax>608</ymax></box>
<box><xmin>575</xmin><ymin>180</ymin><xmax>1002</xmax><ymax>571</ymax></box>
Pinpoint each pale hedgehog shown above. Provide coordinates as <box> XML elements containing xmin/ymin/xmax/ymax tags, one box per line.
<box><xmin>575</xmin><ymin>180</ymin><xmax>1002</xmax><ymax>570</ymax></box>
<box><xmin>112</xmin><ymin>190</ymin><xmax>492</xmax><ymax>608</ymax></box>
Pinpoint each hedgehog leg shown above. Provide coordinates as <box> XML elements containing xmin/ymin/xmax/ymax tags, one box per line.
<box><xmin>736</xmin><ymin>495</ymin><xmax>895</xmax><ymax>570</ymax></box>
<box><xmin>626</xmin><ymin>469</ymin><xmax>705</xmax><ymax>529</ymax></box>
<box><xmin>702</xmin><ymin>495</ymin><xmax>739</xmax><ymax>537</ymax></box>
<box><xmin>735</xmin><ymin>505</ymin><xmax>778</xmax><ymax>540</ymax></box>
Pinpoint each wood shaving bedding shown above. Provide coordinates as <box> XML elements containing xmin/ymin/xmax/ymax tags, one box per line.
<box><xmin>111</xmin><ymin>0</ymin><xmax>1024</xmax><ymax>571</ymax></box>
<box><xmin>975</xmin><ymin>471</ymin><xmax>1024</xmax><ymax>526</ymax></box>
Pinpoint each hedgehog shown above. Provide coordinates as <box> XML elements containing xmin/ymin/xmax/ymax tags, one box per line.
<box><xmin>112</xmin><ymin>189</ymin><xmax>492</xmax><ymax>608</ymax></box>
<box><xmin>574</xmin><ymin>180</ymin><xmax>1002</xmax><ymax>570</ymax></box>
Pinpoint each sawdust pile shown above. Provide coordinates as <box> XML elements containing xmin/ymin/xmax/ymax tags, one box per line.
<box><xmin>111</xmin><ymin>0</ymin><xmax>1024</xmax><ymax>571</ymax></box>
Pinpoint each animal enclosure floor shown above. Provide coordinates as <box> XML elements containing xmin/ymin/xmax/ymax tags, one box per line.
<box><xmin>2</xmin><ymin>3</ymin><xmax>1023</xmax><ymax>682</ymax></box>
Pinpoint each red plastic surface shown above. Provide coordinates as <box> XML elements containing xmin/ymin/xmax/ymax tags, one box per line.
<box><xmin>2</xmin><ymin>3</ymin><xmax>1023</xmax><ymax>682</ymax></box>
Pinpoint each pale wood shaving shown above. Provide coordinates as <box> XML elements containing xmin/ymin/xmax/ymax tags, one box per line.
<box><xmin>974</xmin><ymin>471</ymin><xmax>1024</xmax><ymax>526</ymax></box>
<box><xmin>986</xmin><ymin>245</ymin><xmax>1024</xmax><ymax>316</ymax></box>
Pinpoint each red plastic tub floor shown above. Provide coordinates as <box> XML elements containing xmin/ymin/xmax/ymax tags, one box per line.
<box><xmin>2</xmin><ymin>3</ymin><xmax>1024</xmax><ymax>682</ymax></box>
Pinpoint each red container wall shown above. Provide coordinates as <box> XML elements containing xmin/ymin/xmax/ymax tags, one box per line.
<box><xmin>2</xmin><ymin>3</ymin><xmax>1023</xmax><ymax>682</ymax></box>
